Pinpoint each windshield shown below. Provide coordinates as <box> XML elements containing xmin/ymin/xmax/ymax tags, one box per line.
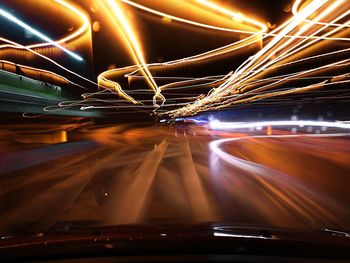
<box><xmin>0</xmin><ymin>0</ymin><xmax>349</xmax><ymax>240</ymax></box>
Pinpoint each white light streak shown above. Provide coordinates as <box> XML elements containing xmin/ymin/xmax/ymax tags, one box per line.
<box><xmin>209</xmin><ymin>120</ymin><xmax>350</xmax><ymax>131</ymax></box>
<box><xmin>0</xmin><ymin>8</ymin><xmax>84</xmax><ymax>61</ymax></box>
<box><xmin>214</xmin><ymin>232</ymin><xmax>273</xmax><ymax>239</ymax></box>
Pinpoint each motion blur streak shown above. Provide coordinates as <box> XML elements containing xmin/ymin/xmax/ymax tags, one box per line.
<box><xmin>166</xmin><ymin>0</ymin><xmax>350</xmax><ymax>117</ymax></box>
<box><xmin>0</xmin><ymin>36</ymin><xmax>97</xmax><ymax>88</ymax></box>
<box><xmin>209</xmin><ymin>131</ymin><xmax>350</xmax><ymax>229</ymax></box>
<box><xmin>194</xmin><ymin>0</ymin><xmax>268</xmax><ymax>32</ymax></box>
<box><xmin>0</xmin><ymin>0</ymin><xmax>90</xmax><ymax>49</ymax></box>
<box><xmin>209</xmin><ymin>120</ymin><xmax>350</xmax><ymax>131</ymax></box>
<box><xmin>100</xmin><ymin>0</ymin><xmax>164</xmax><ymax>107</ymax></box>
<box><xmin>1</xmin><ymin>0</ymin><xmax>349</xmax><ymax>114</ymax></box>
<box><xmin>121</xmin><ymin>0</ymin><xmax>267</xmax><ymax>34</ymax></box>
<box><xmin>0</xmin><ymin>8</ymin><xmax>83</xmax><ymax>61</ymax></box>
<box><xmin>0</xmin><ymin>0</ymin><xmax>98</xmax><ymax>92</ymax></box>
<box><xmin>0</xmin><ymin>0</ymin><xmax>90</xmax><ymax>50</ymax></box>
<box><xmin>97</xmin><ymin>0</ymin><xmax>266</xmax><ymax>108</ymax></box>
<box><xmin>166</xmin><ymin>0</ymin><xmax>327</xmax><ymax>116</ymax></box>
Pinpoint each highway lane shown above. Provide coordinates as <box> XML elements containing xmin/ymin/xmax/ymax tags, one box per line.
<box><xmin>0</xmin><ymin>122</ymin><xmax>349</xmax><ymax>235</ymax></box>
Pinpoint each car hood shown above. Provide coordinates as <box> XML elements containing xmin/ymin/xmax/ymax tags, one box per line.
<box><xmin>1</xmin><ymin>223</ymin><xmax>349</xmax><ymax>261</ymax></box>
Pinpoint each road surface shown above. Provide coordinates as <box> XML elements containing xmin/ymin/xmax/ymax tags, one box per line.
<box><xmin>0</xmin><ymin>121</ymin><xmax>349</xmax><ymax>235</ymax></box>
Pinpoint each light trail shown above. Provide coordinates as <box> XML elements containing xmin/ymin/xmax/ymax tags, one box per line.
<box><xmin>208</xmin><ymin>130</ymin><xmax>350</xmax><ymax>227</ymax></box>
<box><xmin>96</xmin><ymin>0</ymin><xmax>267</xmax><ymax>108</ymax></box>
<box><xmin>209</xmin><ymin>120</ymin><xmax>350</xmax><ymax>131</ymax></box>
<box><xmin>0</xmin><ymin>8</ymin><xmax>83</xmax><ymax>61</ymax></box>
<box><xmin>120</xmin><ymin>0</ymin><xmax>349</xmax><ymax>40</ymax></box>
<box><xmin>209</xmin><ymin>119</ymin><xmax>350</xmax><ymax>188</ymax></box>
<box><xmin>0</xmin><ymin>0</ymin><xmax>137</xmax><ymax>106</ymax></box>
<box><xmin>121</xmin><ymin>0</ymin><xmax>267</xmax><ymax>34</ymax></box>
<box><xmin>166</xmin><ymin>0</ymin><xmax>329</xmax><ymax>116</ymax></box>
<box><xmin>206</xmin><ymin>61</ymin><xmax>350</xmax><ymax>109</ymax></box>
<box><xmin>0</xmin><ymin>0</ymin><xmax>90</xmax><ymax>51</ymax></box>
<box><xmin>1</xmin><ymin>0</ymin><xmax>349</xmax><ymax>115</ymax></box>
<box><xmin>100</xmin><ymin>0</ymin><xmax>164</xmax><ymax>107</ymax></box>
<box><xmin>209</xmin><ymin>131</ymin><xmax>350</xmax><ymax>201</ymax></box>
<box><xmin>164</xmin><ymin>0</ymin><xmax>350</xmax><ymax>117</ymax></box>
<box><xmin>194</xmin><ymin>0</ymin><xmax>268</xmax><ymax>32</ymax></box>
<box><xmin>0</xmin><ymin>31</ymin><xmax>140</xmax><ymax>114</ymax></box>
<box><xmin>0</xmin><ymin>36</ymin><xmax>97</xmax><ymax>88</ymax></box>
<box><xmin>94</xmin><ymin>0</ymin><xmax>349</xmax><ymax>113</ymax></box>
<box><xmin>0</xmin><ymin>0</ymin><xmax>101</xmax><ymax>103</ymax></box>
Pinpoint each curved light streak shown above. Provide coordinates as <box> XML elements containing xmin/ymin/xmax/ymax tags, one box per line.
<box><xmin>122</xmin><ymin>0</ymin><xmax>267</xmax><ymax>34</ymax></box>
<box><xmin>0</xmin><ymin>36</ymin><xmax>96</xmax><ymax>87</ymax></box>
<box><xmin>101</xmin><ymin>0</ymin><xmax>164</xmax><ymax>107</ymax></box>
<box><xmin>0</xmin><ymin>7</ymin><xmax>83</xmax><ymax>61</ymax></box>
<box><xmin>209</xmin><ymin>120</ymin><xmax>350</xmax><ymax>176</ymax></box>
<box><xmin>98</xmin><ymin>0</ymin><xmax>266</xmax><ymax>107</ymax></box>
<box><xmin>0</xmin><ymin>0</ymin><xmax>96</xmax><ymax>93</ymax></box>
<box><xmin>0</xmin><ymin>0</ymin><xmax>90</xmax><ymax>51</ymax></box>
<box><xmin>209</xmin><ymin>132</ymin><xmax>350</xmax><ymax>198</ymax></box>
<box><xmin>194</xmin><ymin>0</ymin><xmax>268</xmax><ymax>32</ymax></box>
<box><xmin>1</xmin><ymin>0</ymin><xmax>349</xmax><ymax>115</ymax></box>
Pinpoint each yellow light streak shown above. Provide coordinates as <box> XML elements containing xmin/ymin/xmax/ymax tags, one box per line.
<box><xmin>194</xmin><ymin>0</ymin><xmax>268</xmax><ymax>32</ymax></box>
<box><xmin>103</xmin><ymin>0</ymin><xmax>164</xmax><ymax>107</ymax></box>
<box><xmin>1</xmin><ymin>0</ymin><xmax>349</xmax><ymax>115</ymax></box>
<box><xmin>165</xmin><ymin>0</ymin><xmax>350</xmax><ymax>117</ymax></box>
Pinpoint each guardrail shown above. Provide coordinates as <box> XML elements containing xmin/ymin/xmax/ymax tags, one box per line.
<box><xmin>0</xmin><ymin>69</ymin><xmax>61</xmax><ymax>96</ymax></box>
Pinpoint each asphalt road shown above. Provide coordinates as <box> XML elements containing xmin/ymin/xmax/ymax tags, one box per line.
<box><xmin>1</xmin><ymin>122</ymin><xmax>350</xmax><ymax>235</ymax></box>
